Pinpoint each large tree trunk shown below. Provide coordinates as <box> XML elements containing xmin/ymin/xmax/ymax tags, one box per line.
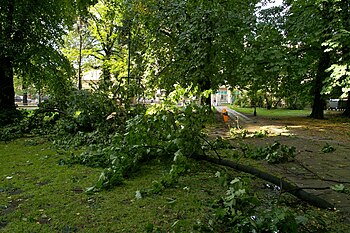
<box><xmin>0</xmin><ymin>1</ymin><xmax>15</xmax><ymax>111</ymax></box>
<box><xmin>0</xmin><ymin>57</ymin><xmax>15</xmax><ymax>111</ymax></box>
<box><xmin>310</xmin><ymin>50</ymin><xmax>330</xmax><ymax>119</ymax></box>
<box><xmin>199</xmin><ymin>79</ymin><xmax>212</xmax><ymax>108</ymax></box>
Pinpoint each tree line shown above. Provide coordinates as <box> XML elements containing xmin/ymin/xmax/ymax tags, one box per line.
<box><xmin>1</xmin><ymin>0</ymin><xmax>349</xmax><ymax>119</ymax></box>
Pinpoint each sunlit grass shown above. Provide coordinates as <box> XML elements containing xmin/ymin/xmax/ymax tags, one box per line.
<box><xmin>228</xmin><ymin>106</ymin><xmax>344</xmax><ymax>118</ymax></box>
<box><xmin>228</xmin><ymin>106</ymin><xmax>311</xmax><ymax>117</ymax></box>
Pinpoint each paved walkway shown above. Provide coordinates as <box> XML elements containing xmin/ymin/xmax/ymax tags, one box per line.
<box><xmin>211</xmin><ymin>106</ymin><xmax>350</xmax><ymax>224</ymax></box>
<box><xmin>214</xmin><ymin>105</ymin><xmax>253</xmax><ymax>123</ymax></box>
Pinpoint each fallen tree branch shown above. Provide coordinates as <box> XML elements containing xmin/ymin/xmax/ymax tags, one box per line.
<box><xmin>198</xmin><ymin>135</ymin><xmax>221</xmax><ymax>160</ymax></box>
<box><xmin>282</xmin><ymin>186</ymin><xmax>331</xmax><ymax>193</ymax></box>
<box><xmin>295</xmin><ymin>159</ymin><xmax>350</xmax><ymax>184</ymax></box>
<box><xmin>37</xmin><ymin>108</ymin><xmax>67</xmax><ymax>115</ymax></box>
<box><xmin>197</xmin><ymin>155</ymin><xmax>335</xmax><ymax>210</ymax></box>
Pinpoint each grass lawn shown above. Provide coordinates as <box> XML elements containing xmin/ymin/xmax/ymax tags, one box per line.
<box><xmin>228</xmin><ymin>106</ymin><xmax>343</xmax><ymax>118</ymax></box>
<box><xmin>1</xmin><ymin>137</ymin><xmax>348</xmax><ymax>232</ymax></box>
<box><xmin>0</xmin><ymin>137</ymin><xmax>233</xmax><ymax>232</ymax></box>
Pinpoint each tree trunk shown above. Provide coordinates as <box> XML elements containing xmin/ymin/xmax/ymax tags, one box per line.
<box><xmin>0</xmin><ymin>57</ymin><xmax>15</xmax><ymax>111</ymax></box>
<box><xmin>264</xmin><ymin>93</ymin><xmax>272</xmax><ymax>110</ymax></box>
<box><xmin>340</xmin><ymin>1</ymin><xmax>350</xmax><ymax>117</ymax></box>
<box><xmin>0</xmin><ymin>1</ymin><xmax>15</xmax><ymax>111</ymax></box>
<box><xmin>343</xmin><ymin>92</ymin><xmax>350</xmax><ymax>117</ymax></box>
<box><xmin>22</xmin><ymin>81</ymin><xmax>28</xmax><ymax>106</ymax></box>
<box><xmin>199</xmin><ymin>79</ymin><xmax>212</xmax><ymax>108</ymax></box>
<box><xmin>310</xmin><ymin>50</ymin><xmax>330</xmax><ymax>119</ymax></box>
<box><xmin>77</xmin><ymin>19</ymin><xmax>83</xmax><ymax>90</ymax></box>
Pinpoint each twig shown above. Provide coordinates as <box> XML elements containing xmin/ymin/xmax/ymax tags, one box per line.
<box><xmin>282</xmin><ymin>186</ymin><xmax>331</xmax><ymax>193</ymax></box>
<box><xmin>198</xmin><ymin>135</ymin><xmax>221</xmax><ymax>160</ymax></box>
<box><xmin>295</xmin><ymin>159</ymin><xmax>350</xmax><ymax>184</ymax></box>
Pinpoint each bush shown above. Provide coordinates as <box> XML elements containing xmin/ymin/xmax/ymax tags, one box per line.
<box><xmin>0</xmin><ymin>109</ymin><xmax>23</xmax><ymax>127</ymax></box>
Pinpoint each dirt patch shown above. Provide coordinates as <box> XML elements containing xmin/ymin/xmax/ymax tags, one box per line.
<box><xmin>211</xmin><ymin>112</ymin><xmax>350</xmax><ymax>223</ymax></box>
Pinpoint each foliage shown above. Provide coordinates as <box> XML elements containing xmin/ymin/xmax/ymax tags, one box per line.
<box><xmin>209</xmin><ymin>177</ymin><xmax>310</xmax><ymax>233</ymax></box>
<box><xmin>236</xmin><ymin>4</ymin><xmax>292</xmax><ymax>110</ymax></box>
<box><xmin>253</xmin><ymin>129</ymin><xmax>269</xmax><ymax>138</ymax></box>
<box><xmin>80</xmin><ymin>101</ymin><xmax>211</xmax><ymax>191</ymax></box>
<box><xmin>284</xmin><ymin>0</ymin><xmax>350</xmax><ymax>118</ymax></box>
<box><xmin>229</xmin><ymin>128</ymin><xmax>248</xmax><ymax>139</ymax></box>
<box><xmin>0</xmin><ymin>109</ymin><xmax>22</xmax><ymax>127</ymax></box>
<box><xmin>230</xmin><ymin>128</ymin><xmax>268</xmax><ymax>139</ymax></box>
<box><xmin>0</xmin><ymin>89</ymin><xmax>123</xmax><ymax>144</ymax></box>
<box><xmin>0</xmin><ymin>109</ymin><xmax>59</xmax><ymax>141</ymax></box>
<box><xmin>321</xmin><ymin>0</ymin><xmax>350</xmax><ymax>107</ymax></box>
<box><xmin>86</xmin><ymin>0</ymin><xmax>128</xmax><ymax>85</ymax></box>
<box><xmin>330</xmin><ymin>184</ymin><xmax>350</xmax><ymax>194</ymax></box>
<box><xmin>50</xmin><ymin>86</ymin><xmax>213</xmax><ymax>192</ymax></box>
<box><xmin>0</xmin><ymin>0</ymin><xmax>97</xmax><ymax>110</ymax></box>
<box><xmin>321</xmin><ymin>143</ymin><xmax>336</xmax><ymax>153</ymax></box>
<box><xmin>126</xmin><ymin>0</ymin><xmax>259</xmax><ymax>96</ymax></box>
<box><xmin>240</xmin><ymin>141</ymin><xmax>296</xmax><ymax>164</ymax></box>
<box><xmin>211</xmin><ymin>137</ymin><xmax>235</xmax><ymax>150</ymax></box>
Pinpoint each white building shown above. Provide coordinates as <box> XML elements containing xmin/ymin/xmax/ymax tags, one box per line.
<box><xmin>81</xmin><ymin>69</ymin><xmax>101</xmax><ymax>89</ymax></box>
<box><xmin>211</xmin><ymin>86</ymin><xmax>233</xmax><ymax>106</ymax></box>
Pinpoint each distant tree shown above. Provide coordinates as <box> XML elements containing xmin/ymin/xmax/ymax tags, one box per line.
<box><xmin>321</xmin><ymin>0</ymin><xmax>350</xmax><ymax>116</ymax></box>
<box><xmin>127</xmin><ymin>0</ymin><xmax>258</xmax><ymax>106</ymax></box>
<box><xmin>285</xmin><ymin>0</ymin><xmax>336</xmax><ymax>119</ymax></box>
<box><xmin>0</xmin><ymin>0</ymin><xmax>96</xmax><ymax>112</ymax></box>
<box><xmin>235</xmin><ymin>5</ymin><xmax>292</xmax><ymax>112</ymax></box>
<box><xmin>87</xmin><ymin>0</ymin><xmax>127</xmax><ymax>87</ymax></box>
<box><xmin>63</xmin><ymin>17</ymin><xmax>91</xmax><ymax>90</ymax></box>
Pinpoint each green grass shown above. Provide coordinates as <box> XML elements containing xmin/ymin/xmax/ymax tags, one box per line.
<box><xmin>228</xmin><ymin>106</ymin><xmax>344</xmax><ymax>118</ymax></box>
<box><xmin>1</xmin><ymin>138</ymin><xmax>348</xmax><ymax>232</ymax></box>
<box><xmin>0</xmin><ymin>138</ymin><xmax>230</xmax><ymax>232</ymax></box>
<box><xmin>228</xmin><ymin>106</ymin><xmax>312</xmax><ymax>117</ymax></box>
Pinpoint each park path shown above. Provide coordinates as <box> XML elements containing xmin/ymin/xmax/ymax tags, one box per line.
<box><xmin>212</xmin><ymin>106</ymin><xmax>350</xmax><ymax>224</ymax></box>
<box><xmin>214</xmin><ymin>105</ymin><xmax>252</xmax><ymax>123</ymax></box>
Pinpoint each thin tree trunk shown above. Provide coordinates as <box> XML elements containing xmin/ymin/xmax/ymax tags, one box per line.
<box><xmin>22</xmin><ymin>81</ymin><xmax>28</xmax><ymax>106</ymax></box>
<box><xmin>77</xmin><ymin>19</ymin><xmax>83</xmax><ymax>90</ymax></box>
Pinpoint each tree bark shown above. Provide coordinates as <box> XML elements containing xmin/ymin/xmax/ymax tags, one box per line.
<box><xmin>0</xmin><ymin>57</ymin><xmax>15</xmax><ymax>111</ymax></box>
<box><xmin>265</xmin><ymin>93</ymin><xmax>272</xmax><ymax>110</ymax></box>
<box><xmin>197</xmin><ymin>155</ymin><xmax>334</xmax><ymax>210</ymax></box>
<box><xmin>22</xmin><ymin>80</ymin><xmax>28</xmax><ymax>106</ymax></box>
<box><xmin>199</xmin><ymin>79</ymin><xmax>212</xmax><ymax>107</ymax></box>
<box><xmin>0</xmin><ymin>0</ymin><xmax>15</xmax><ymax>111</ymax></box>
<box><xmin>343</xmin><ymin>92</ymin><xmax>350</xmax><ymax>117</ymax></box>
<box><xmin>310</xmin><ymin>50</ymin><xmax>330</xmax><ymax>119</ymax></box>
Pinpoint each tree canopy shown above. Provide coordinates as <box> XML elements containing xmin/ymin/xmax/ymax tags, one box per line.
<box><xmin>1</xmin><ymin>0</ymin><xmax>350</xmax><ymax>118</ymax></box>
<box><xmin>0</xmin><ymin>0</ymin><xmax>96</xmax><ymax>110</ymax></box>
